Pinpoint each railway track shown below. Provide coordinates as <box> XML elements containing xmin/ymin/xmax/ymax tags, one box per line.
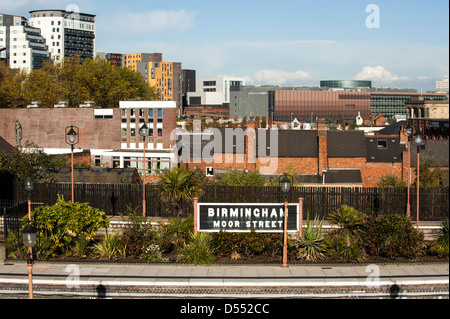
<box><xmin>0</xmin><ymin>270</ymin><xmax>448</xmax><ymax>299</ymax></box>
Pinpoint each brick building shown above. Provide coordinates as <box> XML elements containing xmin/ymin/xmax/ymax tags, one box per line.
<box><xmin>0</xmin><ymin>101</ymin><xmax>178</xmax><ymax>178</ymax></box>
<box><xmin>176</xmin><ymin>120</ymin><xmax>440</xmax><ymax>187</ymax></box>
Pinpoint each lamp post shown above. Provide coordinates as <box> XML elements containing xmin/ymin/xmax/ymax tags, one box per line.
<box><xmin>65</xmin><ymin>125</ymin><xmax>79</xmax><ymax>203</ymax></box>
<box><xmin>280</xmin><ymin>174</ymin><xmax>291</xmax><ymax>268</ymax></box>
<box><xmin>22</xmin><ymin>176</ymin><xmax>36</xmax><ymax>299</ymax></box>
<box><xmin>139</xmin><ymin>122</ymin><xmax>149</xmax><ymax>217</ymax></box>
<box><xmin>24</xmin><ymin>175</ymin><xmax>34</xmax><ymax>220</ymax></box>
<box><xmin>405</xmin><ymin>123</ymin><xmax>413</xmax><ymax>217</ymax></box>
<box><xmin>412</xmin><ymin>130</ymin><xmax>426</xmax><ymax>233</ymax></box>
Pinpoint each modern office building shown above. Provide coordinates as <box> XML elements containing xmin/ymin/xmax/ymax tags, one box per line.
<box><xmin>28</xmin><ymin>9</ymin><xmax>96</xmax><ymax>62</ymax></box>
<box><xmin>187</xmin><ymin>76</ymin><xmax>245</xmax><ymax>107</ymax></box>
<box><xmin>230</xmin><ymin>85</ymin><xmax>448</xmax><ymax>122</ymax></box>
<box><xmin>320</xmin><ymin>80</ymin><xmax>372</xmax><ymax>89</ymax></box>
<box><xmin>126</xmin><ymin>53</ymin><xmax>162</xmax><ymax>72</ymax></box>
<box><xmin>96</xmin><ymin>52</ymin><xmax>125</xmax><ymax>67</ymax></box>
<box><xmin>0</xmin><ymin>13</ymin><xmax>50</xmax><ymax>72</ymax></box>
<box><xmin>436</xmin><ymin>78</ymin><xmax>449</xmax><ymax>93</ymax></box>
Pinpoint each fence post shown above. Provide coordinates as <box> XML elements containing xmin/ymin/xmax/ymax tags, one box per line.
<box><xmin>193</xmin><ymin>197</ymin><xmax>198</xmax><ymax>235</ymax></box>
<box><xmin>298</xmin><ymin>197</ymin><xmax>304</xmax><ymax>237</ymax></box>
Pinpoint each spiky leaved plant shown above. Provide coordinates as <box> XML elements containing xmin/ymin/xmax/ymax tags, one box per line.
<box><xmin>297</xmin><ymin>215</ymin><xmax>327</xmax><ymax>261</ymax></box>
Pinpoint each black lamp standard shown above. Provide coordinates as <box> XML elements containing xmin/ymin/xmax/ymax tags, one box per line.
<box><xmin>139</xmin><ymin>122</ymin><xmax>149</xmax><ymax>217</ymax></box>
<box><xmin>405</xmin><ymin>123</ymin><xmax>413</xmax><ymax>217</ymax></box>
<box><xmin>412</xmin><ymin>130</ymin><xmax>426</xmax><ymax>233</ymax></box>
<box><xmin>65</xmin><ymin>125</ymin><xmax>79</xmax><ymax>203</ymax></box>
<box><xmin>280</xmin><ymin>174</ymin><xmax>291</xmax><ymax>268</ymax></box>
<box><xmin>22</xmin><ymin>176</ymin><xmax>36</xmax><ymax>299</ymax></box>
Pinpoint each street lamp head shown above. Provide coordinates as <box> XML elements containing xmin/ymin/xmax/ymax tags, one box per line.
<box><xmin>65</xmin><ymin>125</ymin><xmax>79</xmax><ymax>146</ymax></box>
<box><xmin>24</xmin><ymin>175</ymin><xmax>34</xmax><ymax>192</ymax></box>
<box><xmin>22</xmin><ymin>223</ymin><xmax>37</xmax><ymax>248</ymax></box>
<box><xmin>413</xmin><ymin>130</ymin><xmax>426</xmax><ymax>146</ymax></box>
<box><xmin>405</xmin><ymin>123</ymin><xmax>413</xmax><ymax>136</ymax></box>
<box><xmin>139</xmin><ymin>123</ymin><xmax>149</xmax><ymax>137</ymax></box>
<box><xmin>280</xmin><ymin>174</ymin><xmax>291</xmax><ymax>193</ymax></box>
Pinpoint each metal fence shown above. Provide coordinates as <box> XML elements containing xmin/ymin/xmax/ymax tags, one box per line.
<box><xmin>6</xmin><ymin>183</ymin><xmax>449</xmax><ymax>221</ymax></box>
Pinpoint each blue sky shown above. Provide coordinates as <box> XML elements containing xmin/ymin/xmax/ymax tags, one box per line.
<box><xmin>3</xmin><ymin>0</ymin><xmax>449</xmax><ymax>91</ymax></box>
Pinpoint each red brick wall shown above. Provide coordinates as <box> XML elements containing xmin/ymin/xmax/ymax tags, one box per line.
<box><xmin>0</xmin><ymin>108</ymin><xmax>121</xmax><ymax>150</ymax></box>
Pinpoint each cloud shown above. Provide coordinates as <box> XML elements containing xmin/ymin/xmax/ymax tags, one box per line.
<box><xmin>246</xmin><ymin>69</ymin><xmax>312</xmax><ymax>86</ymax></box>
<box><xmin>354</xmin><ymin>66</ymin><xmax>408</xmax><ymax>83</ymax></box>
<box><xmin>102</xmin><ymin>10</ymin><xmax>196</xmax><ymax>36</ymax></box>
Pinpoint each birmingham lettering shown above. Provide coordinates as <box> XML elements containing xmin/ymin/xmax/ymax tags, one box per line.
<box><xmin>208</xmin><ymin>207</ymin><xmax>284</xmax><ymax>229</ymax></box>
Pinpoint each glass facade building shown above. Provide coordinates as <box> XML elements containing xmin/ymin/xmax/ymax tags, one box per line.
<box><xmin>370</xmin><ymin>93</ymin><xmax>449</xmax><ymax>119</ymax></box>
<box><xmin>320</xmin><ymin>80</ymin><xmax>372</xmax><ymax>89</ymax></box>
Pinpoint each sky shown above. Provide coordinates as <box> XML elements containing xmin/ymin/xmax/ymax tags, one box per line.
<box><xmin>2</xmin><ymin>0</ymin><xmax>449</xmax><ymax>91</ymax></box>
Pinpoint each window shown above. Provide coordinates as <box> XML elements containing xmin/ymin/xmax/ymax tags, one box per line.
<box><xmin>157</xmin><ymin>108</ymin><xmax>163</xmax><ymax>118</ymax></box>
<box><xmin>377</xmin><ymin>140</ymin><xmax>387</xmax><ymax>149</ymax></box>
<box><xmin>203</xmin><ymin>81</ymin><xmax>216</xmax><ymax>86</ymax></box>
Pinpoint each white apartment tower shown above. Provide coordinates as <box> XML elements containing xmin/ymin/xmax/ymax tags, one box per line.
<box><xmin>0</xmin><ymin>13</ymin><xmax>50</xmax><ymax>73</ymax></box>
<box><xmin>28</xmin><ymin>9</ymin><xmax>96</xmax><ymax>62</ymax></box>
<box><xmin>436</xmin><ymin>78</ymin><xmax>449</xmax><ymax>94</ymax></box>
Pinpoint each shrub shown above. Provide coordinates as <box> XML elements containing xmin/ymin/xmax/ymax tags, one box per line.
<box><xmin>297</xmin><ymin>215</ymin><xmax>327</xmax><ymax>261</ymax></box>
<box><xmin>361</xmin><ymin>214</ymin><xmax>425</xmax><ymax>259</ymax></box>
<box><xmin>327</xmin><ymin>205</ymin><xmax>365</xmax><ymax>261</ymax></box>
<box><xmin>119</xmin><ymin>205</ymin><xmax>157</xmax><ymax>257</ymax></box>
<box><xmin>437</xmin><ymin>218</ymin><xmax>449</xmax><ymax>250</ymax></box>
<box><xmin>177</xmin><ymin>232</ymin><xmax>215</xmax><ymax>265</ymax></box>
<box><xmin>157</xmin><ymin>217</ymin><xmax>194</xmax><ymax>253</ymax></box>
<box><xmin>141</xmin><ymin>244</ymin><xmax>167</xmax><ymax>263</ymax></box>
<box><xmin>93</xmin><ymin>232</ymin><xmax>126</xmax><ymax>261</ymax></box>
<box><xmin>25</xmin><ymin>199</ymin><xmax>109</xmax><ymax>253</ymax></box>
<box><xmin>211</xmin><ymin>231</ymin><xmax>284</xmax><ymax>257</ymax></box>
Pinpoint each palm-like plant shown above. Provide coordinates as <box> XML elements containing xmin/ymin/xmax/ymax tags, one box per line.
<box><xmin>437</xmin><ymin>218</ymin><xmax>449</xmax><ymax>250</ymax></box>
<box><xmin>158</xmin><ymin>167</ymin><xmax>203</xmax><ymax>217</ymax></box>
<box><xmin>297</xmin><ymin>215</ymin><xmax>326</xmax><ymax>261</ymax></box>
<box><xmin>328</xmin><ymin>205</ymin><xmax>365</xmax><ymax>261</ymax></box>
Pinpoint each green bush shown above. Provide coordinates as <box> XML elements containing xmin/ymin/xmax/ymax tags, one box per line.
<box><xmin>93</xmin><ymin>232</ymin><xmax>126</xmax><ymax>261</ymax></box>
<box><xmin>141</xmin><ymin>244</ymin><xmax>167</xmax><ymax>262</ymax></box>
<box><xmin>211</xmin><ymin>230</ymin><xmax>284</xmax><ymax>257</ymax></box>
<box><xmin>119</xmin><ymin>205</ymin><xmax>158</xmax><ymax>257</ymax></box>
<box><xmin>361</xmin><ymin>214</ymin><xmax>425</xmax><ymax>259</ymax></box>
<box><xmin>297</xmin><ymin>215</ymin><xmax>327</xmax><ymax>261</ymax></box>
<box><xmin>327</xmin><ymin>205</ymin><xmax>365</xmax><ymax>261</ymax></box>
<box><xmin>437</xmin><ymin>218</ymin><xmax>449</xmax><ymax>250</ymax></box>
<box><xmin>24</xmin><ymin>199</ymin><xmax>109</xmax><ymax>253</ymax></box>
<box><xmin>177</xmin><ymin>232</ymin><xmax>215</xmax><ymax>265</ymax></box>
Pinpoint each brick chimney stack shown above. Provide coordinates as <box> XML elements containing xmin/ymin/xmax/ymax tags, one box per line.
<box><xmin>246</xmin><ymin>118</ymin><xmax>256</xmax><ymax>171</ymax></box>
<box><xmin>317</xmin><ymin>118</ymin><xmax>328</xmax><ymax>175</ymax></box>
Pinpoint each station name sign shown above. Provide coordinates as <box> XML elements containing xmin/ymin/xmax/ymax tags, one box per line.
<box><xmin>197</xmin><ymin>203</ymin><xmax>299</xmax><ymax>233</ymax></box>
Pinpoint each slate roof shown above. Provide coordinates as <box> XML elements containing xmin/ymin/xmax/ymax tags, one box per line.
<box><xmin>366</xmin><ymin>136</ymin><xmax>405</xmax><ymax>163</ymax></box>
<box><xmin>257</xmin><ymin>130</ymin><xmax>318</xmax><ymax>157</ymax></box>
<box><xmin>376</xmin><ymin>120</ymin><xmax>406</xmax><ymax>136</ymax></box>
<box><xmin>327</xmin><ymin>131</ymin><xmax>367</xmax><ymax>157</ymax></box>
<box><xmin>323</xmin><ymin>169</ymin><xmax>363</xmax><ymax>184</ymax></box>
<box><xmin>410</xmin><ymin>140</ymin><xmax>449</xmax><ymax>167</ymax></box>
<box><xmin>0</xmin><ymin>136</ymin><xmax>14</xmax><ymax>154</ymax></box>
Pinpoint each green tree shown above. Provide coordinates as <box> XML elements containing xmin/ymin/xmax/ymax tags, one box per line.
<box><xmin>413</xmin><ymin>155</ymin><xmax>444</xmax><ymax>187</ymax></box>
<box><xmin>158</xmin><ymin>167</ymin><xmax>203</xmax><ymax>217</ymax></box>
<box><xmin>0</xmin><ymin>142</ymin><xmax>66</xmax><ymax>182</ymax></box>
<box><xmin>0</xmin><ymin>55</ymin><xmax>157</xmax><ymax>108</ymax></box>
<box><xmin>217</xmin><ymin>169</ymin><xmax>266</xmax><ymax>186</ymax></box>
<box><xmin>377</xmin><ymin>174</ymin><xmax>407</xmax><ymax>188</ymax></box>
<box><xmin>0</xmin><ymin>63</ymin><xmax>28</xmax><ymax>108</ymax></box>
